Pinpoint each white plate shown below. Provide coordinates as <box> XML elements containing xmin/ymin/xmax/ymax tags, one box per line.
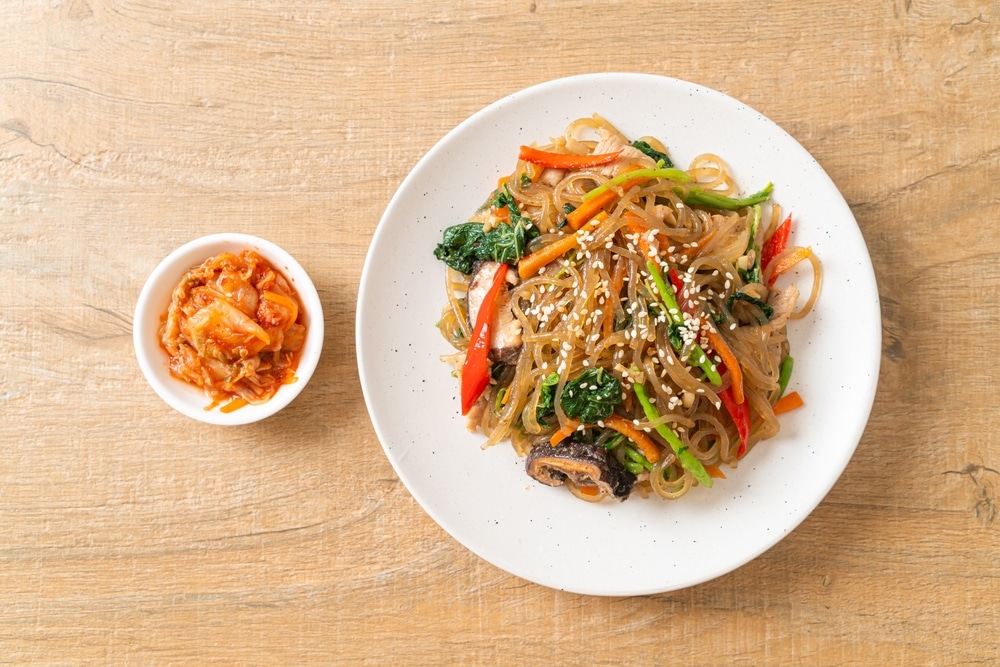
<box><xmin>357</xmin><ymin>73</ymin><xmax>880</xmax><ymax>596</ymax></box>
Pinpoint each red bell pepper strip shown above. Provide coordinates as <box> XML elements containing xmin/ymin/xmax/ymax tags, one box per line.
<box><xmin>760</xmin><ymin>214</ymin><xmax>792</xmax><ymax>275</ymax></box>
<box><xmin>668</xmin><ymin>267</ymin><xmax>686</xmax><ymax>300</ymax></box>
<box><xmin>718</xmin><ymin>385</ymin><xmax>750</xmax><ymax>457</ymax></box>
<box><xmin>671</xmin><ymin>267</ymin><xmax>750</xmax><ymax>452</ymax></box>
<box><xmin>460</xmin><ymin>263</ymin><xmax>509</xmax><ymax>414</ymax></box>
<box><xmin>518</xmin><ymin>145</ymin><xmax>622</xmax><ymax>170</ymax></box>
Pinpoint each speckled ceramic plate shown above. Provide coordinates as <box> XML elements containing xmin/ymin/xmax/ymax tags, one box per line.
<box><xmin>356</xmin><ymin>73</ymin><xmax>880</xmax><ymax>596</ymax></box>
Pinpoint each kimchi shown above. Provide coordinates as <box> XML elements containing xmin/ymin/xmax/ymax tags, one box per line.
<box><xmin>159</xmin><ymin>250</ymin><xmax>307</xmax><ymax>412</ymax></box>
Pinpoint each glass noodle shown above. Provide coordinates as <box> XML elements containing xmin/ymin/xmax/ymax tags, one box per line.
<box><xmin>436</xmin><ymin>115</ymin><xmax>821</xmax><ymax>502</ymax></box>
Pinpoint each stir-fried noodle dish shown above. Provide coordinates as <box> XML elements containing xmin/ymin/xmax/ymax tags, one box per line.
<box><xmin>434</xmin><ymin>115</ymin><xmax>821</xmax><ymax>502</ymax></box>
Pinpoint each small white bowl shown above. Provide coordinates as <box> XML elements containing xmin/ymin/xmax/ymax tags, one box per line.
<box><xmin>133</xmin><ymin>233</ymin><xmax>324</xmax><ymax>425</ymax></box>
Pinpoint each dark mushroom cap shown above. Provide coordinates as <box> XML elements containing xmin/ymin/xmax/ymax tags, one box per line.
<box><xmin>525</xmin><ymin>440</ymin><xmax>636</xmax><ymax>501</ymax></box>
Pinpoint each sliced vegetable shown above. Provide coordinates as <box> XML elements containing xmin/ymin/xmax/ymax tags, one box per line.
<box><xmin>623</xmin><ymin>459</ymin><xmax>645</xmax><ymax>475</ymax></box>
<box><xmin>622</xmin><ymin>212</ymin><xmax>659</xmax><ymax>261</ymax></box>
<box><xmin>766</xmin><ymin>246</ymin><xmax>813</xmax><ymax>287</ymax></box>
<box><xmin>718</xmin><ymin>385</ymin><xmax>750</xmax><ymax>457</ymax></box>
<box><xmin>631</xmin><ymin>374</ymin><xmax>713</xmax><ymax>488</ymax></box>
<box><xmin>549</xmin><ymin>419</ymin><xmax>580</xmax><ymax>446</ymax></box>
<box><xmin>738</xmin><ymin>204</ymin><xmax>763</xmax><ymax>285</ymax></box>
<box><xmin>761</xmin><ymin>214</ymin><xmax>792</xmax><ymax>271</ymax></box>
<box><xmin>518</xmin><ymin>145</ymin><xmax>622</xmax><ymax>170</ymax></box>
<box><xmin>534</xmin><ymin>371</ymin><xmax>560</xmax><ymax>426</ymax></box>
<box><xmin>704</xmin><ymin>328</ymin><xmax>744</xmax><ymax>404</ymax></box>
<box><xmin>631</xmin><ymin>140</ymin><xmax>674</xmax><ymax>167</ymax></box>
<box><xmin>561</xmin><ymin>368</ymin><xmax>622</xmax><ymax>424</ymax></box>
<box><xmin>602</xmin><ymin>257</ymin><xmax>627</xmax><ymax>338</ymax></box>
<box><xmin>434</xmin><ymin>218</ymin><xmax>537</xmax><ymax>274</ymax></box>
<box><xmin>667</xmin><ymin>267</ymin><xmax>686</xmax><ymax>300</ymax></box>
<box><xmin>582</xmin><ymin>166</ymin><xmax>691</xmax><ymax>204</ymax></box>
<box><xmin>517</xmin><ymin>212</ymin><xmax>607</xmax><ymax>279</ymax></box>
<box><xmin>777</xmin><ymin>356</ymin><xmax>794</xmax><ymax>397</ymax></box>
<box><xmin>645</xmin><ymin>260</ymin><xmax>722</xmax><ymax>386</ymax></box>
<box><xmin>704</xmin><ymin>464</ymin><xmax>728</xmax><ymax>480</ymax></box>
<box><xmin>565</xmin><ymin>165</ymin><xmax>645</xmax><ymax>230</ymax></box>
<box><xmin>680</xmin><ymin>182</ymin><xmax>773</xmax><ymax>211</ymax></box>
<box><xmin>603</xmin><ymin>413</ymin><xmax>661</xmax><ymax>467</ymax></box>
<box><xmin>772</xmin><ymin>390</ymin><xmax>804</xmax><ymax>415</ymax></box>
<box><xmin>460</xmin><ymin>263</ymin><xmax>509</xmax><ymax>414</ymax></box>
<box><xmin>623</xmin><ymin>445</ymin><xmax>654</xmax><ymax>471</ymax></box>
<box><xmin>565</xmin><ymin>190</ymin><xmax>617</xmax><ymax>231</ymax></box>
<box><xmin>669</xmin><ymin>266</ymin><xmax>743</xmax><ymax>404</ymax></box>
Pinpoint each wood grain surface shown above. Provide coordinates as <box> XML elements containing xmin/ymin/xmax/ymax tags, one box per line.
<box><xmin>2</xmin><ymin>1</ymin><xmax>999</xmax><ymax>664</ymax></box>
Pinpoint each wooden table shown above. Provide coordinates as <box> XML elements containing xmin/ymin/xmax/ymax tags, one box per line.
<box><xmin>2</xmin><ymin>2</ymin><xmax>998</xmax><ymax>664</ymax></box>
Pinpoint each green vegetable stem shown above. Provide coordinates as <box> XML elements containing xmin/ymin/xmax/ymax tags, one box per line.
<box><xmin>645</xmin><ymin>259</ymin><xmax>722</xmax><ymax>386</ymax></box>
<box><xmin>630</xmin><ymin>370</ymin><xmax>713</xmax><ymax>488</ymax></box>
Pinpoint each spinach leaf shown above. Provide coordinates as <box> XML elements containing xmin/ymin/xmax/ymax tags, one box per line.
<box><xmin>433</xmin><ymin>223</ymin><xmax>485</xmax><ymax>274</ymax></box>
<box><xmin>491</xmin><ymin>185</ymin><xmax>528</xmax><ymax>226</ymax></box>
<box><xmin>478</xmin><ymin>219</ymin><xmax>530</xmax><ymax>265</ymax></box>
<box><xmin>738</xmin><ymin>264</ymin><xmax>762</xmax><ymax>286</ymax></box>
<box><xmin>534</xmin><ymin>372</ymin><xmax>560</xmax><ymax>426</ymax></box>
<box><xmin>632</xmin><ymin>140</ymin><xmax>674</xmax><ymax>168</ymax></box>
<box><xmin>434</xmin><ymin>186</ymin><xmax>539</xmax><ymax>274</ymax></box>
<box><xmin>667</xmin><ymin>322</ymin><xmax>685</xmax><ymax>351</ymax></box>
<box><xmin>560</xmin><ymin>368</ymin><xmax>622</xmax><ymax>424</ymax></box>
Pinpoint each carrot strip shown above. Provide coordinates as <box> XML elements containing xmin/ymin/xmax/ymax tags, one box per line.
<box><xmin>517</xmin><ymin>212</ymin><xmax>607</xmax><ymax>280</ymax></box>
<box><xmin>565</xmin><ymin>190</ymin><xmax>617</xmax><ymax>230</ymax></box>
<box><xmin>519</xmin><ymin>145</ymin><xmax>622</xmax><ymax>170</ymax></box>
<box><xmin>578</xmin><ymin>484</ymin><xmax>601</xmax><ymax>496</ymax></box>
<box><xmin>704</xmin><ymin>464</ymin><xmax>728</xmax><ymax>480</ymax></box>
<box><xmin>772</xmin><ymin>390</ymin><xmax>804</xmax><ymax>415</ymax></box>
<box><xmin>565</xmin><ymin>165</ymin><xmax>645</xmax><ymax>230</ymax></box>
<box><xmin>550</xmin><ymin>419</ymin><xmax>580</xmax><ymax>445</ymax></box>
<box><xmin>525</xmin><ymin>162</ymin><xmax>544</xmax><ymax>183</ymax></box>
<box><xmin>517</xmin><ymin>234</ymin><xmax>579</xmax><ymax>280</ymax></box>
<box><xmin>705</xmin><ymin>327</ymin><xmax>744</xmax><ymax>404</ymax></box>
<box><xmin>603</xmin><ymin>414</ymin><xmax>661</xmax><ymax>466</ymax></box>
<box><xmin>602</xmin><ymin>256</ymin><xmax>626</xmax><ymax>338</ymax></box>
<box><xmin>622</xmin><ymin>212</ymin><xmax>658</xmax><ymax>261</ymax></box>
<box><xmin>220</xmin><ymin>397</ymin><xmax>248</xmax><ymax>413</ymax></box>
<box><xmin>679</xmin><ymin>227</ymin><xmax>716</xmax><ymax>260</ymax></box>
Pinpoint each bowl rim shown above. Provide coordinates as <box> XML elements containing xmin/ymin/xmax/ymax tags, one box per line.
<box><xmin>133</xmin><ymin>232</ymin><xmax>324</xmax><ymax>425</ymax></box>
